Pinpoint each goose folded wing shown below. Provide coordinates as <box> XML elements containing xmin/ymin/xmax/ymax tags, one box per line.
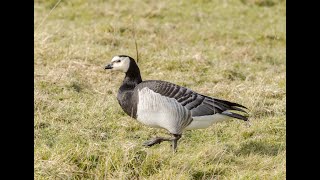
<box><xmin>136</xmin><ymin>80</ymin><xmax>248</xmax><ymax>120</ymax></box>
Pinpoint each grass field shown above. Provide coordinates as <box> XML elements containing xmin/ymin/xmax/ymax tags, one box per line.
<box><xmin>34</xmin><ymin>0</ymin><xmax>286</xmax><ymax>179</ymax></box>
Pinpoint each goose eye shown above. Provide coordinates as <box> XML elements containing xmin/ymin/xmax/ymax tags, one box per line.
<box><xmin>116</xmin><ymin>60</ymin><xmax>121</xmax><ymax>63</ymax></box>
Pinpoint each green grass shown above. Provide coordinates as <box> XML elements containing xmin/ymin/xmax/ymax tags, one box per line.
<box><xmin>34</xmin><ymin>0</ymin><xmax>286</xmax><ymax>179</ymax></box>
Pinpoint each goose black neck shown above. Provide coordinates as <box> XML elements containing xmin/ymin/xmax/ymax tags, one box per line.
<box><xmin>122</xmin><ymin>59</ymin><xmax>142</xmax><ymax>89</ymax></box>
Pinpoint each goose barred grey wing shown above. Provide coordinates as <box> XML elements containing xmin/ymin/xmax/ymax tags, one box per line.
<box><xmin>136</xmin><ymin>80</ymin><xmax>248</xmax><ymax>121</ymax></box>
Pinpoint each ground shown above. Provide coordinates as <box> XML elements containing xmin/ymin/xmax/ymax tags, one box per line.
<box><xmin>34</xmin><ymin>0</ymin><xmax>286</xmax><ymax>179</ymax></box>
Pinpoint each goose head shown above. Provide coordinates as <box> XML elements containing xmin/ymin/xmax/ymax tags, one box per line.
<box><xmin>105</xmin><ymin>55</ymin><xmax>135</xmax><ymax>73</ymax></box>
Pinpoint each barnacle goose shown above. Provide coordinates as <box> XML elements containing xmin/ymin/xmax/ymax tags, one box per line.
<box><xmin>105</xmin><ymin>55</ymin><xmax>248</xmax><ymax>152</ymax></box>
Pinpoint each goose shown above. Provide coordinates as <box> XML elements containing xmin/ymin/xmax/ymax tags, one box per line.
<box><xmin>105</xmin><ymin>55</ymin><xmax>248</xmax><ymax>152</ymax></box>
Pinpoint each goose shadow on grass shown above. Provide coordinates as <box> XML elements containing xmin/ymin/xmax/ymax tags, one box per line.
<box><xmin>235</xmin><ymin>140</ymin><xmax>285</xmax><ymax>156</ymax></box>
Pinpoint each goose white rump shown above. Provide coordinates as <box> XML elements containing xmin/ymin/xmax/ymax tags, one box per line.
<box><xmin>185</xmin><ymin>114</ymin><xmax>231</xmax><ymax>130</ymax></box>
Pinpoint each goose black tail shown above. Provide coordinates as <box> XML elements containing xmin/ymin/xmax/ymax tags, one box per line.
<box><xmin>213</xmin><ymin>98</ymin><xmax>249</xmax><ymax>121</ymax></box>
<box><xmin>221</xmin><ymin>111</ymin><xmax>248</xmax><ymax>121</ymax></box>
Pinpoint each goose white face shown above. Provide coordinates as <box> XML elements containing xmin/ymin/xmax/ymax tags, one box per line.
<box><xmin>105</xmin><ymin>56</ymin><xmax>130</xmax><ymax>73</ymax></box>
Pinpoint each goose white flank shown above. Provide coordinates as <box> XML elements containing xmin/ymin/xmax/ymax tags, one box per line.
<box><xmin>105</xmin><ymin>55</ymin><xmax>248</xmax><ymax>152</ymax></box>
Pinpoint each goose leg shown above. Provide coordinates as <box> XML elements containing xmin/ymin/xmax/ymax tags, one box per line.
<box><xmin>172</xmin><ymin>134</ymin><xmax>181</xmax><ymax>153</ymax></box>
<box><xmin>143</xmin><ymin>134</ymin><xmax>182</xmax><ymax>152</ymax></box>
<box><xmin>143</xmin><ymin>137</ymin><xmax>171</xmax><ymax>147</ymax></box>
